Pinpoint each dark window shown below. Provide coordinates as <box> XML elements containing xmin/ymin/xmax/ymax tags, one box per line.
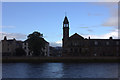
<box><xmin>75</xmin><ymin>48</ymin><xmax>78</xmax><ymax>53</ymax></box>
<box><xmin>70</xmin><ymin>48</ymin><xmax>73</xmax><ymax>52</ymax></box>
<box><xmin>79</xmin><ymin>48</ymin><xmax>81</xmax><ymax>52</ymax></box>
<box><xmin>24</xmin><ymin>47</ymin><xmax>26</xmax><ymax>49</ymax></box>
<box><xmin>106</xmin><ymin>41</ymin><xmax>109</xmax><ymax>45</ymax></box>
<box><xmin>8</xmin><ymin>48</ymin><xmax>9</xmax><ymax>51</ymax></box>
<box><xmin>116</xmin><ymin>41</ymin><xmax>119</xmax><ymax>45</ymax></box>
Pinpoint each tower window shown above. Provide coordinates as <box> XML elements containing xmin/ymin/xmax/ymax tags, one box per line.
<box><xmin>64</xmin><ymin>24</ymin><xmax>68</xmax><ymax>27</ymax></box>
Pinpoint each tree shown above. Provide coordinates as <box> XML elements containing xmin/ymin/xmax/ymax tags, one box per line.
<box><xmin>15</xmin><ymin>48</ymin><xmax>26</xmax><ymax>56</ymax></box>
<box><xmin>27</xmin><ymin>31</ymin><xmax>46</xmax><ymax>56</ymax></box>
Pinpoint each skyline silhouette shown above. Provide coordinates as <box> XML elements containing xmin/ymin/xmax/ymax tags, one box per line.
<box><xmin>1</xmin><ymin>2</ymin><xmax>118</xmax><ymax>47</ymax></box>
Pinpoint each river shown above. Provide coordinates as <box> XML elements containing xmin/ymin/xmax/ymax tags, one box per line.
<box><xmin>2</xmin><ymin>63</ymin><xmax>120</xmax><ymax>78</ymax></box>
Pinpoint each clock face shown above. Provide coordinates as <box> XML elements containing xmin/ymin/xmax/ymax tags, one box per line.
<box><xmin>64</xmin><ymin>24</ymin><xmax>68</xmax><ymax>27</ymax></box>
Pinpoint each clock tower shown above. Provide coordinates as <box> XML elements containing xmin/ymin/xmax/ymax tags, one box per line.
<box><xmin>62</xmin><ymin>16</ymin><xmax>69</xmax><ymax>47</ymax></box>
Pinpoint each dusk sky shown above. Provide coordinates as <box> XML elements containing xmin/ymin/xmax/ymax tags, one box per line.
<box><xmin>1</xmin><ymin>2</ymin><xmax>118</xmax><ymax>47</ymax></box>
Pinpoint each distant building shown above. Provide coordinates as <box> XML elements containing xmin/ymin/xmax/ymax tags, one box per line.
<box><xmin>1</xmin><ymin>36</ymin><xmax>23</xmax><ymax>56</ymax></box>
<box><xmin>22</xmin><ymin>39</ymin><xmax>49</xmax><ymax>56</ymax></box>
<box><xmin>49</xmin><ymin>46</ymin><xmax>62</xmax><ymax>57</ymax></box>
<box><xmin>62</xmin><ymin>16</ymin><xmax>120</xmax><ymax>56</ymax></box>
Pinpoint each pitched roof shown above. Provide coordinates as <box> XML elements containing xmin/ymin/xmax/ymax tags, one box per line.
<box><xmin>69</xmin><ymin>33</ymin><xmax>84</xmax><ymax>40</ymax></box>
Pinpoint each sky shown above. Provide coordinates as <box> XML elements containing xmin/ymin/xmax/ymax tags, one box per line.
<box><xmin>1</xmin><ymin>2</ymin><xmax>119</xmax><ymax>47</ymax></box>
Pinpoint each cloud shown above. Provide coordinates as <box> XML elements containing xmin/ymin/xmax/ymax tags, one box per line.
<box><xmin>87</xmin><ymin>29</ymin><xmax>93</xmax><ymax>32</ymax></box>
<box><xmin>102</xmin><ymin>17</ymin><xmax>118</xmax><ymax>27</ymax></box>
<box><xmin>88</xmin><ymin>13</ymin><xmax>103</xmax><ymax>16</ymax></box>
<box><xmin>56</xmin><ymin>40</ymin><xmax>62</xmax><ymax>44</ymax></box>
<box><xmin>50</xmin><ymin>41</ymin><xmax>62</xmax><ymax>47</ymax></box>
<box><xmin>83</xmin><ymin>29</ymin><xmax>119</xmax><ymax>39</ymax></box>
<box><xmin>0</xmin><ymin>26</ymin><xmax>16</xmax><ymax>28</ymax></box>
<box><xmin>0</xmin><ymin>32</ymin><xmax>27</xmax><ymax>40</ymax></box>
<box><xmin>101</xmin><ymin>3</ymin><xmax>118</xmax><ymax>27</ymax></box>
<box><xmin>50</xmin><ymin>40</ymin><xmax>62</xmax><ymax>47</ymax></box>
<box><xmin>80</xmin><ymin>27</ymin><xmax>89</xmax><ymax>28</ymax></box>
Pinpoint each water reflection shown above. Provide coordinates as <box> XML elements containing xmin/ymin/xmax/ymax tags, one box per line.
<box><xmin>25</xmin><ymin>63</ymin><xmax>63</xmax><ymax>78</ymax></box>
<box><xmin>62</xmin><ymin>63</ymin><xmax>118</xmax><ymax>78</ymax></box>
<box><xmin>3</xmin><ymin>63</ymin><xmax>119</xmax><ymax>78</ymax></box>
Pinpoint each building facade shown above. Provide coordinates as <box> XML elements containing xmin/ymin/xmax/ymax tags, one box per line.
<box><xmin>1</xmin><ymin>36</ymin><xmax>22</xmax><ymax>56</ymax></box>
<box><xmin>1</xmin><ymin>36</ymin><xmax>49</xmax><ymax>56</ymax></box>
<box><xmin>62</xmin><ymin>16</ymin><xmax>120</xmax><ymax>56</ymax></box>
<box><xmin>22</xmin><ymin>39</ymin><xmax>49</xmax><ymax>56</ymax></box>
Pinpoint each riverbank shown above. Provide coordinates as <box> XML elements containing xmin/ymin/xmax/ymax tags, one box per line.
<box><xmin>2</xmin><ymin>56</ymin><xmax>120</xmax><ymax>63</ymax></box>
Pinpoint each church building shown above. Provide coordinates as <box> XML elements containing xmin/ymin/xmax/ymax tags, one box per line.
<box><xmin>62</xmin><ymin>16</ymin><xmax>120</xmax><ymax>57</ymax></box>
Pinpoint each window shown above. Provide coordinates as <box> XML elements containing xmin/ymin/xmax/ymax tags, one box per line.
<box><xmin>74</xmin><ymin>42</ymin><xmax>78</xmax><ymax>46</ymax></box>
<box><xmin>79</xmin><ymin>48</ymin><xmax>81</xmax><ymax>53</ymax></box>
<box><xmin>94</xmin><ymin>41</ymin><xmax>98</xmax><ymax>45</ymax></box>
<box><xmin>8</xmin><ymin>48</ymin><xmax>9</xmax><ymax>51</ymax></box>
<box><xmin>24</xmin><ymin>47</ymin><xmax>26</xmax><ymax>49</ymax></box>
<box><xmin>64</xmin><ymin>24</ymin><xmax>68</xmax><ymax>27</ymax></box>
<box><xmin>70</xmin><ymin>48</ymin><xmax>73</xmax><ymax>52</ymax></box>
<box><xmin>74</xmin><ymin>43</ymin><xmax>77</xmax><ymax>46</ymax></box>
<box><xmin>75</xmin><ymin>48</ymin><xmax>78</xmax><ymax>53</ymax></box>
<box><xmin>106</xmin><ymin>41</ymin><xmax>109</xmax><ymax>45</ymax></box>
<box><xmin>116</xmin><ymin>41</ymin><xmax>119</xmax><ymax>45</ymax></box>
<box><xmin>94</xmin><ymin>53</ymin><xmax>97</xmax><ymax>56</ymax></box>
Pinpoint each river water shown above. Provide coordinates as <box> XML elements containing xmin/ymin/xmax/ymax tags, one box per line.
<box><xmin>2</xmin><ymin>63</ymin><xmax>120</xmax><ymax>78</ymax></box>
